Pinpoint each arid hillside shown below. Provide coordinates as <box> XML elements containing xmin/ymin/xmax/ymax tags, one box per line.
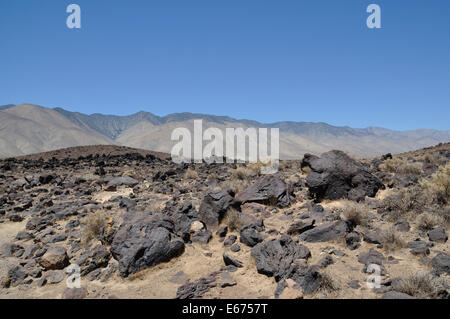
<box><xmin>1</xmin><ymin>104</ymin><xmax>449</xmax><ymax>159</ymax></box>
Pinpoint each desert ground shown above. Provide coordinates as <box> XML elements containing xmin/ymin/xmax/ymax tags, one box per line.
<box><xmin>0</xmin><ymin>144</ymin><xmax>449</xmax><ymax>299</ymax></box>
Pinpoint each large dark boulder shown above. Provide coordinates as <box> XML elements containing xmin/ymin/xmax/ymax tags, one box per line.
<box><xmin>299</xmin><ymin>220</ymin><xmax>349</xmax><ymax>243</ymax></box>
<box><xmin>235</xmin><ymin>175</ymin><xmax>294</xmax><ymax>208</ymax></box>
<box><xmin>110</xmin><ymin>212</ymin><xmax>185</xmax><ymax>277</ymax></box>
<box><xmin>251</xmin><ymin>235</ymin><xmax>311</xmax><ymax>281</ymax></box>
<box><xmin>198</xmin><ymin>190</ymin><xmax>235</xmax><ymax>229</ymax></box>
<box><xmin>302</xmin><ymin>151</ymin><xmax>384</xmax><ymax>201</ymax></box>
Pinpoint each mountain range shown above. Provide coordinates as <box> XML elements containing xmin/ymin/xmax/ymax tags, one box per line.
<box><xmin>0</xmin><ymin>103</ymin><xmax>449</xmax><ymax>159</ymax></box>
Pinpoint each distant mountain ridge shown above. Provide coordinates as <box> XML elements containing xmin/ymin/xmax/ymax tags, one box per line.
<box><xmin>0</xmin><ymin>103</ymin><xmax>449</xmax><ymax>159</ymax></box>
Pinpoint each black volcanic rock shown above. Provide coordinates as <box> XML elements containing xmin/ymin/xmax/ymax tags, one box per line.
<box><xmin>235</xmin><ymin>175</ymin><xmax>294</xmax><ymax>208</ymax></box>
<box><xmin>240</xmin><ymin>220</ymin><xmax>265</xmax><ymax>247</ymax></box>
<box><xmin>198</xmin><ymin>190</ymin><xmax>234</xmax><ymax>229</ymax></box>
<box><xmin>302</xmin><ymin>150</ymin><xmax>384</xmax><ymax>201</ymax></box>
<box><xmin>251</xmin><ymin>235</ymin><xmax>311</xmax><ymax>281</ymax></box>
<box><xmin>299</xmin><ymin>220</ymin><xmax>349</xmax><ymax>243</ymax></box>
<box><xmin>110</xmin><ymin>212</ymin><xmax>185</xmax><ymax>277</ymax></box>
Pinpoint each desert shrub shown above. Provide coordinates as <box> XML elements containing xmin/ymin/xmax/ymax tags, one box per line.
<box><xmin>340</xmin><ymin>200</ymin><xmax>369</xmax><ymax>227</ymax></box>
<box><xmin>379</xmin><ymin>158</ymin><xmax>405</xmax><ymax>173</ymax></box>
<box><xmin>433</xmin><ymin>204</ymin><xmax>450</xmax><ymax>226</ymax></box>
<box><xmin>395</xmin><ymin>273</ymin><xmax>441</xmax><ymax>299</ymax></box>
<box><xmin>312</xmin><ymin>271</ymin><xmax>340</xmax><ymax>298</ymax></box>
<box><xmin>82</xmin><ymin>212</ymin><xmax>107</xmax><ymax>244</ymax></box>
<box><xmin>222</xmin><ymin>207</ymin><xmax>242</xmax><ymax>232</ymax></box>
<box><xmin>222</xmin><ymin>179</ymin><xmax>249</xmax><ymax>194</ymax></box>
<box><xmin>396</xmin><ymin>162</ymin><xmax>423</xmax><ymax>176</ymax></box>
<box><xmin>416</xmin><ymin>212</ymin><xmax>444</xmax><ymax>232</ymax></box>
<box><xmin>420</xmin><ymin>163</ymin><xmax>450</xmax><ymax>205</ymax></box>
<box><xmin>286</xmin><ymin>174</ymin><xmax>302</xmax><ymax>186</ymax></box>
<box><xmin>247</xmin><ymin>162</ymin><xmax>264</xmax><ymax>175</ymax></box>
<box><xmin>379</xmin><ymin>187</ymin><xmax>428</xmax><ymax>222</ymax></box>
<box><xmin>206</xmin><ymin>172</ymin><xmax>219</xmax><ymax>183</ymax></box>
<box><xmin>379</xmin><ymin>158</ymin><xmax>422</xmax><ymax>176</ymax></box>
<box><xmin>278</xmin><ymin>161</ymin><xmax>292</xmax><ymax>172</ymax></box>
<box><xmin>231</xmin><ymin>167</ymin><xmax>252</xmax><ymax>180</ymax></box>
<box><xmin>184</xmin><ymin>168</ymin><xmax>199</xmax><ymax>180</ymax></box>
<box><xmin>382</xmin><ymin>227</ymin><xmax>406</xmax><ymax>251</ymax></box>
<box><xmin>421</xmin><ymin>153</ymin><xmax>436</xmax><ymax>164</ymax></box>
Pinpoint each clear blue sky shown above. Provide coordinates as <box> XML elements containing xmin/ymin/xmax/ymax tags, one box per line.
<box><xmin>1</xmin><ymin>0</ymin><xmax>449</xmax><ymax>130</ymax></box>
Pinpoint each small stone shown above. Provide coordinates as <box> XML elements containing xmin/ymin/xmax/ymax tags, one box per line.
<box><xmin>348</xmin><ymin>280</ymin><xmax>361</xmax><ymax>289</ymax></box>
<box><xmin>220</xmin><ymin>272</ymin><xmax>237</xmax><ymax>288</ymax></box>
<box><xmin>224</xmin><ymin>235</ymin><xmax>237</xmax><ymax>247</ymax></box>
<box><xmin>394</xmin><ymin>220</ymin><xmax>410</xmax><ymax>232</ymax></box>
<box><xmin>230</xmin><ymin>244</ymin><xmax>241</xmax><ymax>252</ymax></box>
<box><xmin>223</xmin><ymin>252</ymin><xmax>243</xmax><ymax>268</ymax></box>
<box><xmin>428</xmin><ymin>227</ymin><xmax>448</xmax><ymax>243</ymax></box>
<box><xmin>45</xmin><ymin>270</ymin><xmax>65</xmax><ymax>284</ymax></box>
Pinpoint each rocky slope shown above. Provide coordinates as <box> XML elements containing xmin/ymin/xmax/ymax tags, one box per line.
<box><xmin>0</xmin><ymin>144</ymin><xmax>449</xmax><ymax>299</ymax></box>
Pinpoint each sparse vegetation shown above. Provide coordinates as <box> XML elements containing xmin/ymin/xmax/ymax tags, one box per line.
<box><xmin>222</xmin><ymin>179</ymin><xmax>250</xmax><ymax>194</ymax></box>
<box><xmin>247</xmin><ymin>162</ymin><xmax>264</xmax><ymax>175</ymax></box>
<box><xmin>395</xmin><ymin>272</ymin><xmax>441</xmax><ymax>299</ymax></box>
<box><xmin>340</xmin><ymin>200</ymin><xmax>369</xmax><ymax>227</ymax></box>
<box><xmin>379</xmin><ymin>187</ymin><xmax>427</xmax><ymax>222</ymax></box>
<box><xmin>379</xmin><ymin>157</ymin><xmax>405</xmax><ymax>173</ymax></box>
<box><xmin>416</xmin><ymin>212</ymin><xmax>444</xmax><ymax>232</ymax></box>
<box><xmin>230</xmin><ymin>167</ymin><xmax>252</xmax><ymax>180</ymax></box>
<box><xmin>382</xmin><ymin>227</ymin><xmax>406</xmax><ymax>251</ymax></box>
<box><xmin>184</xmin><ymin>168</ymin><xmax>199</xmax><ymax>180</ymax></box>
<box><xmin>222</xmin><ymin>207</ymin><xmax>242</xmax><ymax>231</ymax></box>
<box><xmin>421</xmin><ymin>153</ymin><xmax>436</xmax><ymax>164</ymax></box>
<box><xmin>420</xmin><ymin>163</ymin><xmax>450</xmax><ymax>205</ymax></box>
<box><xmin>379</xmin><ymin>158</ymin><xmax>422</xmax><ymax>176</ymax></box>
<box><xmin>82</xmin><ymin>212</ymin><xmax>107</xmax><ymax>244</ymax></box>
<box><xmin>314</xmin><ymin>271</ymin><xmax>340</xmax><ymax>298</ymax></box>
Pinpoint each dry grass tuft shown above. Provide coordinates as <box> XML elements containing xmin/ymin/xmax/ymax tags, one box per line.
<box><xmin>312</xmin><ymin>271</ymin><xmax>340</xmax><ymax>298</ymax></box>
<box><xmin>340</xmin><ymin>200</ymin><xmax>369</xmax><ymax>227</ymax></box>
<box><xmin>222</xmin><ymin>207</ymin><xmax>243</xmax><ymax>232</ymax></box>
<box><xmin>82</xmin><ymin>212</ymin><xmax>107</xmax><ymax>244</ymax></box>
<box><xmin>416</xmin><ymin>212</ymin><xmax>444</xmax><ymax>232</ymax></box>
<box><xmin>379</xmin><ymin>158</ymin><xmax>422</xmax><ymax>176</ymax></box>
<box><xmin>382</xmin><ymin>227</ymin><xmax>406</xmax><ymax>252</ymax></box>
<box><xmin>420</xmin><ymin>163</ymin><xmax>450</xmax><ymax>205</ymax></box>
<box><xmin>379</xmin><ymin>187</ymin><xmax>427</xmax><ymax>222</ymax></box>
<box><xmin>395</xmin><ymin>272</ymin><xmax>441</xmax><ymax>299</ymax></box>
<box><xmin>222</xmin><ymin>179</ymin><xmax>250</xmax><ymax>194</ymax></box>
<box><xmin>421</xmin><ymin>153</ymin><xmax>436</xmax><ymax>164</ymax></box>
<box><xmin>230</xmin><ymin>167</ymin><xmax>253</xmax><ymax>180</ymax></box>
<box><xmin>184</xmin><ymin>168</ymin><xmax>199</xmax><ymax>180</ymax></box>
